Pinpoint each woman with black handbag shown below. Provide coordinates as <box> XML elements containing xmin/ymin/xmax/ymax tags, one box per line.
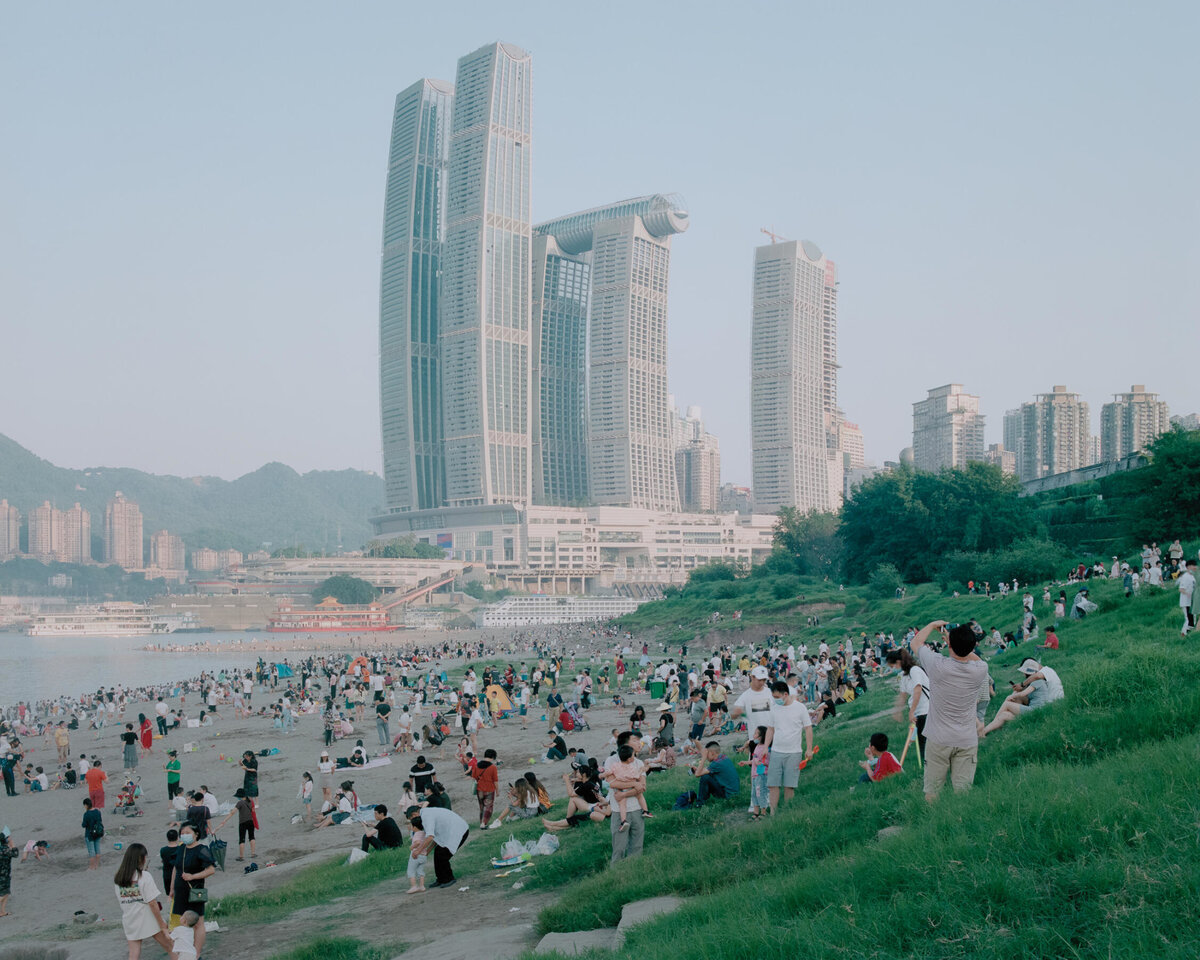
<box><xmin>170</xmin><ymin>827</ymin><xmax>214</xmax><ymax>957</ymax></box>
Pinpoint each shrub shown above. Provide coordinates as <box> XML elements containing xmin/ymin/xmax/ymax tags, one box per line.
<box><xmin>867</xmin><ymin>562</ymin><xmax>904</xmax><ymax>598</ymax></box>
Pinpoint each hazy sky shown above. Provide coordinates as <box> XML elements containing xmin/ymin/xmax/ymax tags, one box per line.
<box><xmin>3</xmin><ymin>2</ymin><xmax>1197</xmax><ymax>485</ymax></box>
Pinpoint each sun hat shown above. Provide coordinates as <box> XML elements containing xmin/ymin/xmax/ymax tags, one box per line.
<box><xmin>1016</xmin><ymin>658</ymin><xmax>1042</xmax><ymax>675</ymax></box>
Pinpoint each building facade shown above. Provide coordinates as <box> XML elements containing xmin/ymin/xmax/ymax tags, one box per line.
<box><xmin>0</xmin><ymin>500</ymin><xmax>19</xmax><ymax>559</ymax></box>
<box><xmin>983</xmin><ymin>443</ymin><xmax>1017</xmax><ymax>475</ymax></box>
<box><xmin>536</xmin><ymin>195</ymin><xmax>689</xmax><ymax>511</ymax></box>
<box><xmin>62</xmin><ymin>503</ymin><xmax>91</xmax><ymax>564</ymax></box>
<box><xmin>440</xmin><ymin>41</ymin><xmax>534</xmax><ymax>508</ymax></box>
<box><xmin>1012</xmin><ymin>385</ymin><xmax>1091</xmax><ymax>481</ymax></box>
<box><xmin>149</xmin><ymin>530</ymin><xmax>185</xmax><ymax>572</ymax></box>
<box><xmin>1100</xmin><ymin>384</ymin><xmax>1170</xmax><ymax>462</ymax></box>
<box><xmin>191</xmin><ymin>547</ymin><xmax>220</xmax><ymax>572</ymax></box>
<box><xmin>751</xmin><ymin>240</ymin><xmax>840</xmax><ymax>513</ymax></box>
<box><xmin>718</xmin><ymin>484</ymin><xmax>754</xmax><ymax>514</ymax></box>
<box><xmin>672</xmin><ymin>404</ymin><xmax>720</xmax><ymax>512</ymax></box>
<box><xmin>911</xmin><ymin>384</ymin><xmax>986</xmax><ymax>473</ymax></box>
<box><xmin>103</xmin><ymin>492</ymin><xmax>143</xmax><ymax>569</ymax></box>
<box><xmin>28</xmin><ymin>502</ymin><xmax>63</xmax><ymax>560</ymax></box>
<box><xmin>531</xmin><ymin>233</ymin><xmax>590</xmax><ymax>505</ymax></box>
<box><xmin>380</xmin><ymin>78</ymin><xmax>454</xmax><ymax>513</ymax></box>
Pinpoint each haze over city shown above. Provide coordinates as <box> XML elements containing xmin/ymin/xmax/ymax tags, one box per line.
<box><xmin>3</xmin><ymin>1</ymin><xmax>1196</xmax><ymax>484</ymax></box>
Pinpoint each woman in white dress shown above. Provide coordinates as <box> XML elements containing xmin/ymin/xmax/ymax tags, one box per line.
<box><xmin>113</xmin><ymin>842</ymin><xmax>172</xmax><ymax>959</ymax></box>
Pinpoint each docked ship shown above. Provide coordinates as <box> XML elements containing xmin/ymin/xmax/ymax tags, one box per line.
<box><xmin>266</xmin><ymin>597</ymin><xmax>400</xmax><ymax>633</ymax></box>
<box><xmin>24</xmin><ymin>602</ymin><xmax>191</xmax><ymax>637</ymax></box>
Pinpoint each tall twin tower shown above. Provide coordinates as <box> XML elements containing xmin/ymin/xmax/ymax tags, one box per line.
<box><xmin>379</xmin><ymin>41</ymin><xmax>688</xmax><ymax>518</ymax></box>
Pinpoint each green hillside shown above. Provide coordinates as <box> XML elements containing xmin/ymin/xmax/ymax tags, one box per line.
<box><xmin>0</xmin><ymin>433</ymin><xmax>384</xmax><ymax>554</ymax></box>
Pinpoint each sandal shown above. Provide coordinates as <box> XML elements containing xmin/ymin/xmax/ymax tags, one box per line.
<box><xmin>642</xmin><ymin>812</ymin><xmax>653</xmax><ymax>819</ymax></box>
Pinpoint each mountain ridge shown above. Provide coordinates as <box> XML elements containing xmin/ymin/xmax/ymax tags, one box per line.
<box><xmin>0</xmin><ymin>433</ymin><xmax>384</xmax><ymax>554</ymax></box>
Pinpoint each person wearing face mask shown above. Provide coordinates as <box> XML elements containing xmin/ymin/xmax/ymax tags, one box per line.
<box><xmin>763</xmin><ymin>680</ymin><xmax>814</xmax><ymax>816</ymax></box>
<box><xmin>169</xmin><ymin>827</ymin><xmax>215</xmax><ymax>957</ymax></box>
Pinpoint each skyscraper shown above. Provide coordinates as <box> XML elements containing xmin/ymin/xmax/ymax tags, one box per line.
<box><xmin>440</xmin><ymin>42</ymin><xmax>534</xmax><ymax>507</ymax></box>
<box><xmin>62</xmin><ymin>502</ymin><xmax>91</xmax><ymax>564</ymax></box>
<box><xmin>537</xmin><ymin>194</ymin><xmax>689</xmax><ymax>510</ymax></box>
<box><xmin>1011</xmin><ymin>386</ymin><xmax>1091</xmax><ymax>481</ymax></box>
<box><xmin>379</xmin><ymin>78</ymin><xmax>454</xmax><ymax>513</ymax></box>
<box><xmin>1101</xmin><ymin>385</ymin><xmax>1170</xmax><ymax>462</ymax></box>
<box><xmin>531</xmin><ymin>233</ymin><xmax>590</xmax><ymax>505</ymax></box>
<box><xmin>28</xmin><ymin>501</ymin><xmax>63</xmax><ymax>560</ymax></box>
<box><xmin>0</xmin><ymin>500</ymin><xmax>19</xmax><ymax>558</ymax></box>
<box><xmin>911</xmin><ymin>384</ymin><xmax>986</xmax><ymax>473</ymax></box>
<box><xmin>672</xmin><ymin>405</ymin><xmax>720</xmax><ymax>513</ymax></box>
<box><xmin>751</xmin><ymin>239</ymin><xmax>840</xmax><ymax>514</ymax></box>
<box><xmin>104</xmin><ymin>491</ymin><xmax>143</xmax><ymax>569</ymax></box>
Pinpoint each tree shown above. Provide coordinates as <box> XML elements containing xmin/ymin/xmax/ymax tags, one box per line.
<box><xmin>367</xmin><ymin>536</ymin><xmax>445</xmax><ymax>560</ymax></box>
<box><xmin>1121</xmin><ymin>428</ymin><xmax>1200</xmax><ymax>544</ymax></box>
<box><xmin>840</xmin><ymin>462</ymin><xmax>1033</xmax><ymax>583</ymax></box>
<box><xmin>770</xmin><ymin>508</ymin><xmax>843</xmax><ymax>578</ymax></box>
<box><xmin>312</xmin><ymin>575</ymin><xmax>376</xmax><ymax>605</ymax></box>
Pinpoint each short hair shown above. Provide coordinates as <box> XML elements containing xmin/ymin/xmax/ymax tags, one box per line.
<box><xmin>617</xmin><ymin>744</ymin><xmax>634</xmax><ymax>761</ymax></box>
<box><xmin>948</xmin><ymin>624</ymin><xmax>978</xmax><ymax>657</ymax></box>
<box><xmin>166</xmin><ymin>829</ymin><xmax>179</xmax><ymax>841</ymax></box>
<box><xmin>869</xmin><ymin>732</ymin><xmax>889</xmax><ymax>752</ymax></box>
<box><xmin>484</xmin><ymin>748</ymin><xmax>497</xmax><ymax>759</ymax></box>
<box><xmin>180</xmin><ymin>910</ymin><xmax>200</xmax><ymax>927</ymax></box>
<box><xmin>704</xmin><ymin>740</ymin><xmax>720</xmax><ymax>751</ymax></box>
<box><xmin>83</xmin><ymin>797</ymin><xmax>93</xmax><ymax>809</ymax></box>
<box><xmin>375</xmin><ymin>804</ymin><xmax>388</xmax><ymax>816</ymax></box>
<box><xmin>770</xmin><ymin>680</ymin><xmax>790</xmax><ymax>696</ymax></box>
<box><xmin>615</xmin><ymin>731</ymin><xmax>633</xmax><ymax>748</ymax></box>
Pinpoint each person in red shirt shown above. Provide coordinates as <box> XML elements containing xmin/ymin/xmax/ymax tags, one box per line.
<box><xmin>84</xmin><ymin>760</ymin><xmax>108</xmax><ymax>809</ymax></box>
<box><xmin>858</xmin><ymin>733</ymin><xmax>903</xmax><ymax>783</ymax></box>
<box><xmin>470</xmin><ymin>748</ymin><xmax>500</xmax><ymax>828</ymax></box>
<box><xmin>1039</xmin><ymin>628</ymin><xmax>1060</xmax><ymax>650</ymax></box>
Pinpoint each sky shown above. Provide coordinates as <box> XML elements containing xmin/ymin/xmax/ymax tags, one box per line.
<box><xmin>2</xmin><ymin>1</ymin><xmax>1197</xmax><ymax>485</ymax></box>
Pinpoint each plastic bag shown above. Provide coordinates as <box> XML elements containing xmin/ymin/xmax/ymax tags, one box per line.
<box><xmin>501</xmin><ymin>835</ymin><xmax>524</xmax><ymax>860</ymax></box>
<box><xmin>532</xmin><ymin>832</ymin><xmax>559</xmax><ymax>856</ymax></box>
<box><xmin>346</xmin><ymin>848</ymin><xmax>369</xmax><ymax>865</ymax></box>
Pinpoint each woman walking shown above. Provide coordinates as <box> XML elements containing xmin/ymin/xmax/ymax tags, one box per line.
<box><xmin>138</xmin><ymin>713</ymin><xmax>154</xmax><ymax>757</ymax></box>
<box><xmin>318</xmin><ymin>750</ymin><xmax>335</xmax><ymax>805</ymax></box>
<box><xmin>114</xmin><ymin>842</ymin><xmax>172</xmax><ymax>959</ymax></box>
<box><xmin>169</xmin><ymin>826</ymin><xmax>215</xmax><ymax>957</ymax></box>
<box><xmin>239</xmin><ymin>751</ymin><xmax>259</xmax><ymax>799</ymax></box>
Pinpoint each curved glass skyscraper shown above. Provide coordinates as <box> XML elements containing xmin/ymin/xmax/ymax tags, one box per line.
<box><xmin>379</xmin><ymin>78</ymin><xmax>453</xmax><ymax>512</ymax></box>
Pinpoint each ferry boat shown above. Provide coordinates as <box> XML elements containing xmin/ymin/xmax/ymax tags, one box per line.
<box><xmin>24</xmin><ymin>602</ymin><xmax>190</xmax><ymax>637</ymax></box>
<box><xmin>266</xmin><ymin>597</ymin><xmax>400</xmax><ymax>633</ymax></box>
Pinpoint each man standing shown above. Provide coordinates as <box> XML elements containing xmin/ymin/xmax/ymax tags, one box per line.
<box><xmin>375</xmin><ymin>699</ymin><xmax>392</xmax><ymax>748</ymax></box>
<box><xmin>164</xmin><ymin>749</ymin><xmax>181</xmax><ymax>800</ymax></box>
<box><xmin>155</xmin><ymin>697</ymin><xmax>170</xmax><ymax>737</ymax></box>
<box><xmin>406</xmin><ymin>804</ymin><xmax>468</xmax><ymax>888</ymax></box>
<box><xmin>731</xmin><ymin>666</ymin><xmax>773</xmax><ymax>730</ymax></box>
<box><xmin>610</xmin><ymin>805</ymin><xmax>644</xmax><ymax>863</ymax></box>
<box><xmin>912</xmin><ymin>621</ymin><xmax>989</xmax><ymax>801</ymax></box>
<box><xmin>1178</xmin><ymin>560</ymin><xmax>1196</xmax><ymax>637</ymax></box>
<box><xmin>763</xmin><ymin>681</ymin><xmax>814</xmax><ymax>815</ymax></box>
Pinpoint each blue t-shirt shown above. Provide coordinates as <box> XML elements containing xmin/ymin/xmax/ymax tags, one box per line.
<box><xmin>706</xmin><ymin>756</ymin><xmax>740</xmax><ymax>794</ymax></box>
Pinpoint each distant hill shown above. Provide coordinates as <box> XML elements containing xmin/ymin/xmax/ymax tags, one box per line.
<box><xmin>0</xmin><ymin>433</ymin><xmax>384</xmax><ymax>554</ymax></box>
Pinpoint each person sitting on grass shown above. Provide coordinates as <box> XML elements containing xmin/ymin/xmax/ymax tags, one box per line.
<box><xmin>541</xmin><ymin>769</ymin><xmax>610</xmax><ymax>831</ymax></box>
<box><xmin>690</xmin><ymin>741</ymin><xmax>740</xmax><ymax>807</ymax></box>
<box><xmin>1039</xmin><ymin>627</ymin><xmax>1060</xmax><ymax>650</ymax></box>
<box><xmin>980</xmin><ymin>659</ymin><xmax>1064</xmax><ymax>737</ymax></box>
<box><xmin>603</xmin><ymin>743</ymin><xmax>649</xmax><ymax>832</ymax></box>
<box><xmin>644</xmin><ymin>737</ymin><xmax>676</xmax><ymax>775</ymax></box>
<box><xmin>857</xmin><ymin>732</ymin><xmax>902</xmax><ymax>783</ymax></box>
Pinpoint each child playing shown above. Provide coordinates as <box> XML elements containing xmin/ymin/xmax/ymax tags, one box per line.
<box><xmin>738</xmin><ymin>725</ymin><xmax>770</xmax><ymax>819</ymax></box>
<box><xmin>405</xmin><ymin>815</ymin><xmax>427</xmax><ymax>893</ymax></box>
<box><xmin>20</xmin><ymin>839</ymin><xmax>48</xmax><ymax>863</ymax></box>
<box><xmin>297</xmin><ymin>771</ymin><xmax>314</xmax><ymax>823</ymax></box>
<box><xmin>455</xmin><ymin>737</ymin><xmax>471</xmax><ymax>773</ymax></box>
<box><xmin>170</xmin><ymin>909</ymin><xmax>200</xmax><ymax>959</ymax></box>
<box><xmin>604</xmin><ymin>744</ymin><xmax>648</xmax><ymax>832</ymax></box>
<box><xmin>858</xmin><ymin>732</ymin><xmax>902</xmax><ymax>783</ymax></box>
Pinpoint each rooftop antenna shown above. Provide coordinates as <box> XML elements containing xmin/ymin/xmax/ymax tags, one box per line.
<box><xmin>760</xmin><ymin>227</ymin><xmax>788</xmax><ymax>244</ymax></box>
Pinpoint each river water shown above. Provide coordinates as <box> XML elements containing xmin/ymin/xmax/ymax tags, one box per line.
<box><xmin>0</xmin><ymin>631</ymin><xmax>273</xmax><ymax>705</ymax></box>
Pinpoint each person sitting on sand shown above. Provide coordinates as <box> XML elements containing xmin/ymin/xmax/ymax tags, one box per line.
<box><xmin>312</xmin><ymin>789</ymin><xmax>354</xmax><ymax>828</ymax></box>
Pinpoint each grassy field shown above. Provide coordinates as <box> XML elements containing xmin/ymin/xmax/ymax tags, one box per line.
<box><xmin>243</xmin><ymin>577</ymin><xmax>1200</xmax><ymax>958</ymax></box>
<box><xmin>527</xmin><ymin>579</ymin><xmax>1200</xmax><ymax>959</ymax></box>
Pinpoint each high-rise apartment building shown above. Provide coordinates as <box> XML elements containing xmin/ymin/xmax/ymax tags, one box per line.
<box><xmin>379</xmin><ymin>78</ymin><xmax>454</xmax><ymax>513</ymax></box>
<box><xmin>531</xmin><ymin>233</ymin><xmax>590</xmax><ymax>506</ymax></box>
<box><xmin>911</xmin><ymin>384</ymin><xmax>986</xmax><ymax>473</ymax></box>
<box><xmin>191</xmin><ymin>547</ymin><xmax>219</xmax><ymax>572</ymax></box>
<box><xmin>1101</xmin><ymin>385</ymin><xmax>1170</xmax><ymax>462</ymax></box>
<box><xmin>0</xmin><ymin>501</ymin><xmax>19</xmax><ymax>558</ymax></box>
<box><xmin>718</xmin><ymin>483</ymin><xmax>754</xmax><ymax>514</ymax></box>
<box><xmin>104</xmin><ymin>492</ymin><xmax>143</xmax><ymax>569</ymax></box>
<box><xmin>536</xmin><ymin>195</ymin><xmax>689</xmax><ymax>511</ymax></box>
<box><xmin>751</xmin><ymin>240</ymin><xmax>840</xmax><ymax>514</ymax></box>
<box><xmin>835</xmin><ymin>419</ymin><xmax>865</xmax><ymax>470</ymax></box>
<box><xmin>62</xmin><ymin>503</ymin><xmax>91</xmax><ymax>564</ymax></box>
<box><xmin>983</xmin><ymin>443</ymin><xmax>1017</xmax><ymax>475</ymax></box>
<box><xmin>672</xmin><ymin>405</ymin><xmax>720</xmax><ymax>512</ymax></box>
<box><xmin>28</xmin><ymin>501</ymin><xmax>63</xmax><ymax>560</ymax></box>
<box><xmin>440</xmin><ymin>42</ymin><xmax>533</xmax><ymax>508</ymax></box>
<box><xmin>1010</xmin><ymin>386</ymin><xmax>1091</xmax><ymax>481</ymax></box>
<box><xmin>149</xmin><ymin>530</ymin><xmax>185</xmax><ymax>572</ymax></box>
<box><xmin>821</xmin><ymin>259</ymin><xmax>839</xmax><ymax>419</ymax></box>
<box><xmin>217</xmin><ymin>548</ymin><xmax>244</xmax><ymax>570</ymax></box>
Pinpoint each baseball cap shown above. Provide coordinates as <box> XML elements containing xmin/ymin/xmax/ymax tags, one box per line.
<box><xmin>750</xmin><ymin>666</ymin><xmax>769</xmax><ymax>680</ymax></box>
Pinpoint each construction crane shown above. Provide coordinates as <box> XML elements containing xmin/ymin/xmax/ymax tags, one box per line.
<box><xmin>760</xmin><ymin>227</ymin><xmax>788</xmax><ymax>244</ymax></box>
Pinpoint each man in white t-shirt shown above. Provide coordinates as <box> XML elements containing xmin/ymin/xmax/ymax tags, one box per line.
<box><xmin>1179</xmin><ymin>561</ymin><xmax>1197</xmax><ymax>635</ymax></box>
<box><xmin>764</xmin><ymin>681</ymin><xmax>814</xmax><ymax>815</ymax></box>
<box><xmin>732</xmin><ymin>667</ymin><xmax>773</xmax><ymax>731</ymax></box>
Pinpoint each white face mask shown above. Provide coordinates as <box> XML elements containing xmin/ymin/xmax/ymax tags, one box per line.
<box><xmin>180</xmin><ymin>833</ymin><xmax>195</xmax><ymax>844</ymax></box>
